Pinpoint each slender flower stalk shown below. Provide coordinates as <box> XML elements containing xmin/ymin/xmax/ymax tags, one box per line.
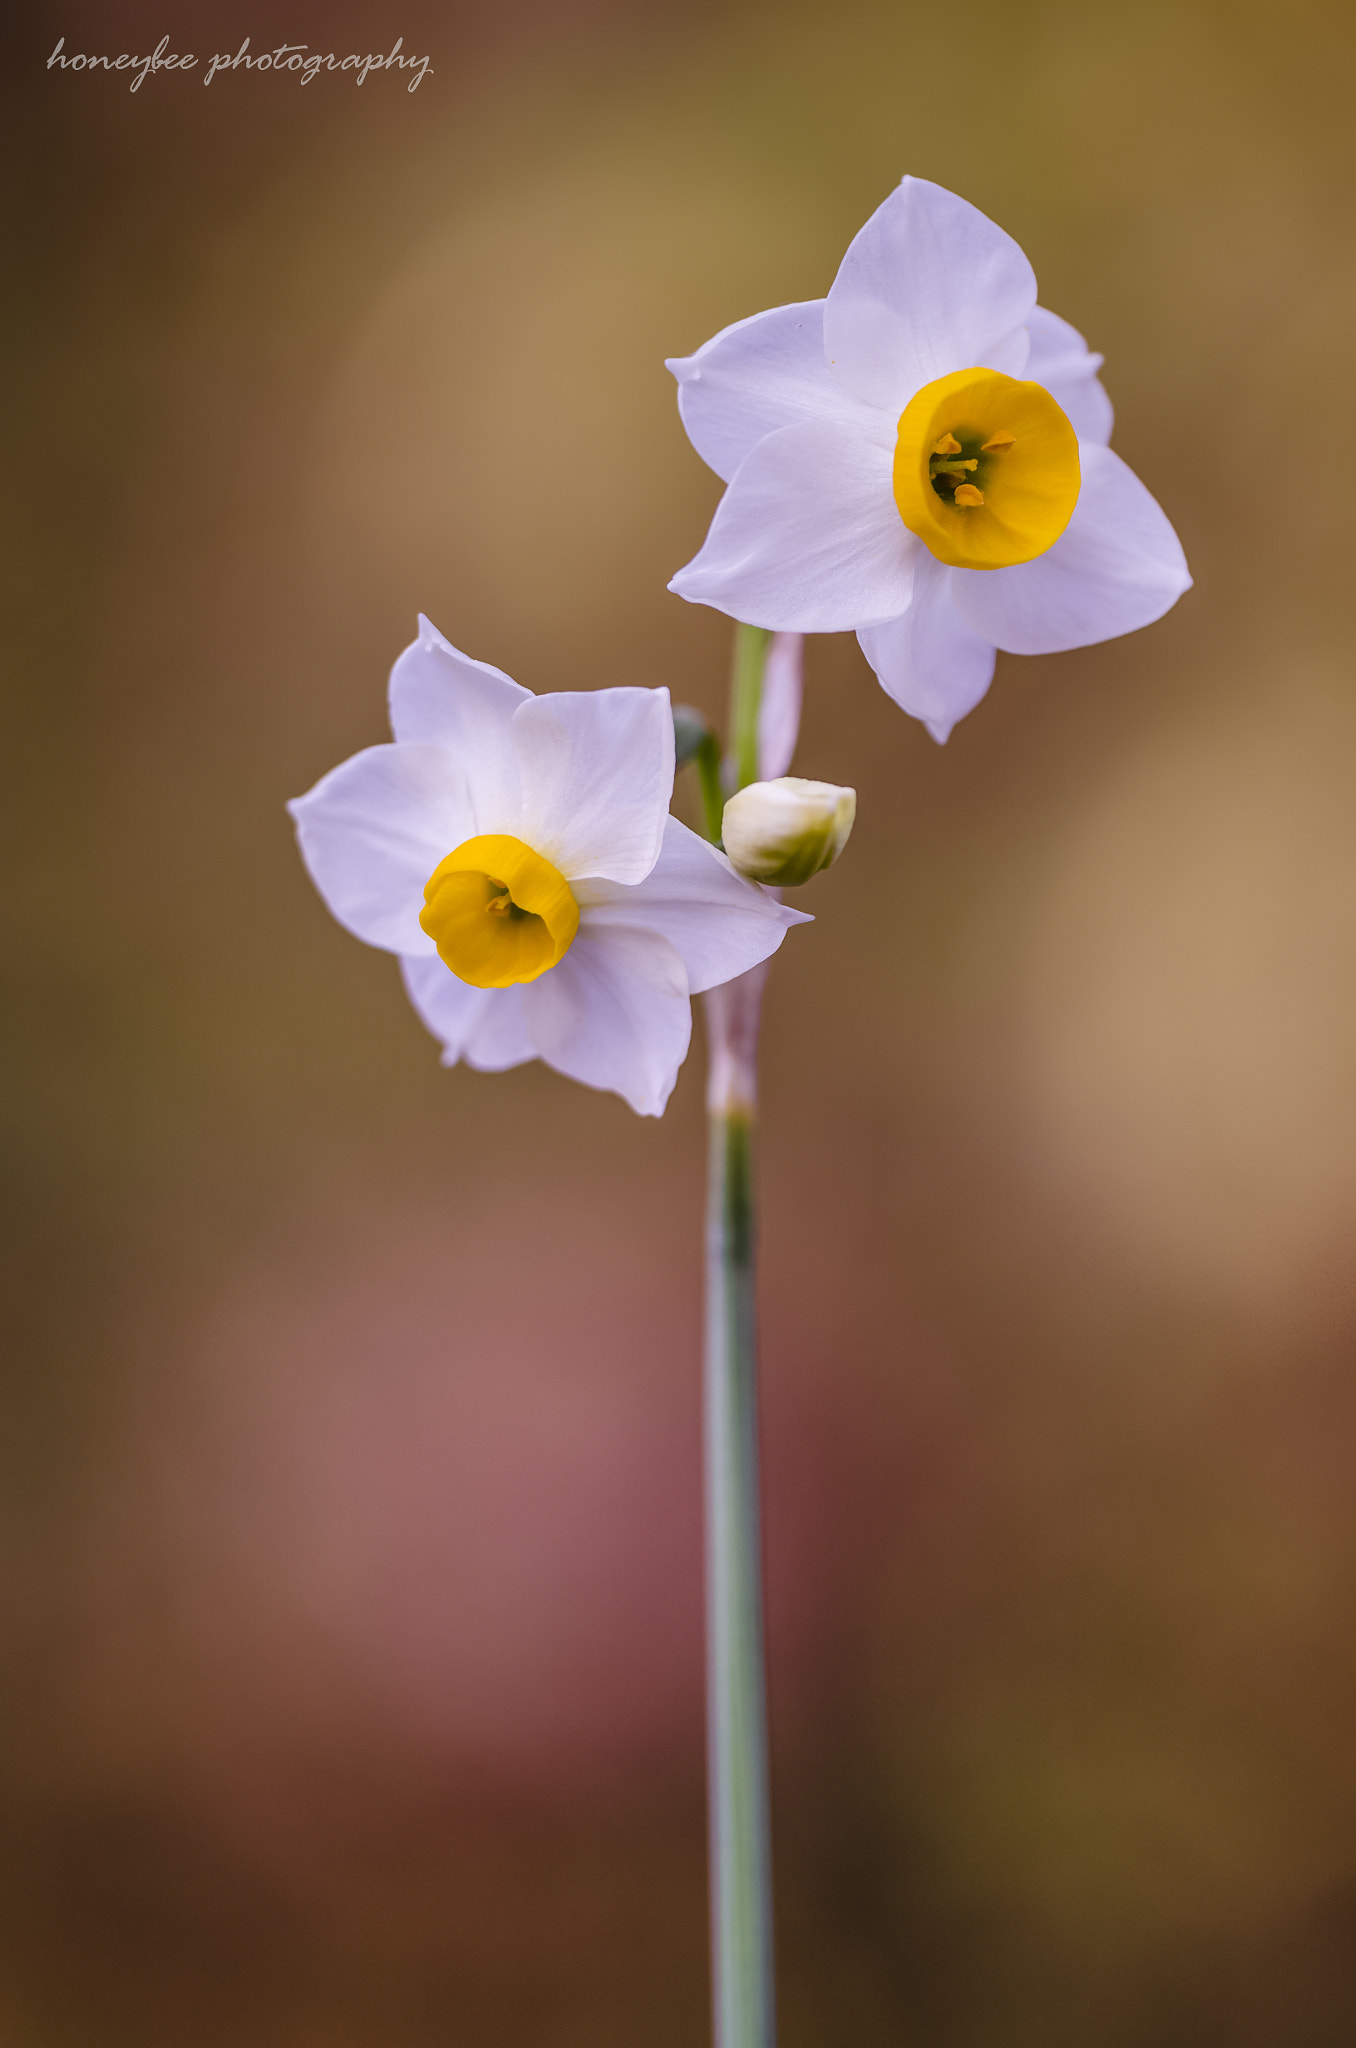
<box><xmin>694</xmin><ymin>727</ymin><xmax>727</xmax><ymax>846</ymax></box>
<box><xmin>730</xmin><ymin>623</ymin><xmax>773</xmax><ymax>791</ymax></box>
<box><xmin>702</xmin><ymin>625</ymin><xmax>776</xmax><ymax>2048</ymax></box>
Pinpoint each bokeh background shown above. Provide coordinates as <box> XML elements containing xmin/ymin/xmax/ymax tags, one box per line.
<box><xmin>5</xmin><ymin>0</ymin><xmax>1356</xmax><ymax>2040</ymax></box>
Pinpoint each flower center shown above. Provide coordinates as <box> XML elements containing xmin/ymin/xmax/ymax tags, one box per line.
<box><xmin>420</xmin><ymin>834</ymin><xmax>579</xmax><ymax>988</ymax></box>
<box><xmin>892</xmin><ymin>367</ymin><xmax>1080</xmax><ymax>571</ymax></box>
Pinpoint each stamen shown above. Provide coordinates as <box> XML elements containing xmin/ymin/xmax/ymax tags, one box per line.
<box><xmin>930</xmin><ymin>458</ymin><xmax>978</xmax><ymax>475</ymax></box>
<box><xmin>953</xmin><ymin>483</ymin><xmax>985</xmax><ymax>507</ymax></box>
<box><xmin>981</xmin><ymin>432</ymin><xmax>1015</xmax><ymax>451</ymax></box>
<box><xmin>485</xmin><ymin>891</ymin><xmax>514</xmax><ymax>916</ymax></box>
<box><xmin>932</xmin><ymin>432</ymin><xmax>962</xmax><ymax>455</ymax></box>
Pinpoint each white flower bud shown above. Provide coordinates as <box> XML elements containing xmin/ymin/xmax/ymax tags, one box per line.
<box><xmin>721</xmin><ymin>777</ymin><xmax>856</xmax><ymax>887</ymax></box>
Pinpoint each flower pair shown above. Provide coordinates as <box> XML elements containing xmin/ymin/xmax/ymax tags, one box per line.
<box><xmin>293</xmin><ymin>177</ymin><xmax>1191</xmax><ymax>1114</ymax></box>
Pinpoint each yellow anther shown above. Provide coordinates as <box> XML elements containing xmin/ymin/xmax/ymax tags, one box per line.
<box><xmin>953</xmin><ymin>483</ymin><xmax>985</xmax><ymax>507</ymax></box>
<box><xmin>932</xmin><ymin>432</ymin><xmax>963</xmax><ymax>456</ymax></box>
<box><xmin>981</xmin><ymin>431</ymin><xmax>1016</xmax><ymax>452</ymax></box>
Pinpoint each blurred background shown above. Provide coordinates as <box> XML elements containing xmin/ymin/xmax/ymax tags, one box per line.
<box><xmin>5</xmin><ymin>0</ymin><xmax>1356</xmax><ymax>2040</ymax></box>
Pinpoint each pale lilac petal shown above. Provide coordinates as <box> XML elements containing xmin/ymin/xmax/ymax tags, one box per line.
<box><xmin>461</xmin><ymin>986</ymin><xmax>538</xmax><ymax>1070</ymax></box>
<box><xmin>758</xmin><ymin>632</ymin><xmax>803</xmax><ymax>779</ymax></box>
<box><xmin>400</xmin><ymin>955</ymin><xmax>537</xmax><ymax>1071</ymax></box>
<box><xmin>289</xmin><ymin>743</ymin><xmax>471</xmax><ymax>956</ymax></box>
<box><xmin>523</xmin><ymin>927</ymin><xmax>692</xmax><ymax>1118</ymax></box>
<box><xmin>669</xmin><ymin>420</ymin><xmax>917</xmax><ymax>633</ymax></box>
<box><xmin>858</xmin><ymin>554</ymin><xmax>997</xmax><ymax>744</ymax></box>
<box><xmin>387</xmin><ymin>618</ymin><xmax>529</xmax><ymax>833</ymax></box>
<box><xmin>952</xmin><ymin>444</ymin><xmax>1191</xmax><ymax>656</ymax></box>
<box><xmin>509</xmin><ymin>686</ymin><xmax>674</xmax><ymax>886</ymax></box>
<box><xmin>388</xmin><ymin>616</ymin><xmax>531</xmax><ymax>746</ymax></box>
<box><xmin>823</xmin><ymin>177</ymin><xmax>1036</xmax><ymax>414</ymax></box>
<box><xmin>401</xmin><ymin>954</ymin><xmax>540</xmax><ymax>1073</ymax></box>
<box><xmin>574</xmin><ymin>817</ymin><xmax>810</xmax><ymax>996</ymax></box>
<box><xmin>400</xmin><ymin>954</ymin><xmax>488</xmax><ymax>1053</ymax></box>
<box><xmin>667</xmin><ymin>301</ymin><xmax>879</xmax><ymax>484</ymax></box>
<box><xmin>1025</xmin><ymin>306</ymin><xmax>1113</xmax><ymax>447</ymax></box>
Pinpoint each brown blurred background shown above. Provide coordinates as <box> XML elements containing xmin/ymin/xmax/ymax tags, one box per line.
<box><xmin>5</xmin><ymin>0</ymin><xmax>1356</xmax><ymax>2040</ymax></box>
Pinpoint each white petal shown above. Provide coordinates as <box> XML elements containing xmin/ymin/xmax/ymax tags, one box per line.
<box><xmin>389</xmin><ymin>615</ymin><xmax>531</xmax><ymax>745</ymax></box>
<box><xmin>462</xmin><ymin>988</ymin><xmax>538</xmax><ymax>1070</ymax></box>
<box><xmin>387</xmin><ymin>616</ymin><xmax>529</xmax><ymax>833</ymax></box>
<box><xmin>669</xmin><ymin>419</ymin><xmax>917</xmax><ymax>633</ymax></box>
<box><xmin>952</xmin><ymin>444</ymin><xmax>1191</xmax><ymax>656</ymax></box>
<box><xmin>523</xmin><ymin>927</ymin><xmax>692</xmax><ymax>1118</ymax></box>
<box><xmin>288</xmin><ymin>743</ymin><xmax>471</xmax><ymax>956</ymax></box>
<box><xmin>823</xmin><ymin>177</ymin><xmax>1036</xmax><ymax>414</ymax></box>
<box><xmin>574</xmin><ymin>817</ymin><xmax>811</xmax><ymax>996</ymax></box>
<box><xmin>401</xmin><ymin>954</ymin><xmax>490</xmax><ymax>1059</ymax></box>
<box><xmin>509</xmin><ymin>686</ymin><xmax>674</xmax><ymax>886</ymax></box>
<box><xmin>400</xmin><ymin>954</ymin><xmax>537</xmax><ymax>1071</ymax></box>
<box><xmin>758</xmin><ymin>632</ymin><xmax>803</xmax><ymax>779</ymax></box>
<box><xmin>667</xmin><ymin>301</ymin><xmax>880</xmax><ymax>484</ymax></box>
<box><xmin>857</xmin><ymin>555</ymin><xmax>997</xmax><ymax>744</ymax></box>
<box><xmin>1025</xmin><ymin>305</ymin><xmax>1113</xmax><ymax>447</ymax></box>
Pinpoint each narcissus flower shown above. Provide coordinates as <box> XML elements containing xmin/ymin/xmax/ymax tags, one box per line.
<box><xmin>668</xmin><ymin>177</ymin><xmax>1191</xmax><ymax>741</ymax></box>
<box><xmin>290</xmin><ymin>619</ymin><xmax>807</xmax><ymax>1116</ymax></box>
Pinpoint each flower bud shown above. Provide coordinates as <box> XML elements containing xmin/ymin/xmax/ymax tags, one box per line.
<box><xmin>721</xmin><ymin>777</ymin><xmax>856</xmax><ymax>887</ymax></box>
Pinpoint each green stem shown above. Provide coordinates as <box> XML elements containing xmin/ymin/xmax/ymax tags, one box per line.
<box><xmin>695</xmin><ymin>730</ymin><xmax>726</xmax><ymax>846</ymax></box>
<box><xmin>700</xmin><ymin>619</ymin><xmax>778</xmax><ymax>2043</ymax></box>
<box><xmin>730</xmin><ymin>625</ymin><xmax>773</xmax><ymax>791</ymax></box>
<box><xmin>703</xmin><ymin>969</ymin><xmax>775</xmax><ymax>2048</ymax></box>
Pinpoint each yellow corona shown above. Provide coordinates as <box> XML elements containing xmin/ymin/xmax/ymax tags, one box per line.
<box><xmin>421</xmin><ymin>834</ymin><xmax>579</xmax><ymax>988</ymax></box>
<box><xmin>892</xmin><ymin>367</ymin><xmax>1080</xmax><ymax>571</ymax></box>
